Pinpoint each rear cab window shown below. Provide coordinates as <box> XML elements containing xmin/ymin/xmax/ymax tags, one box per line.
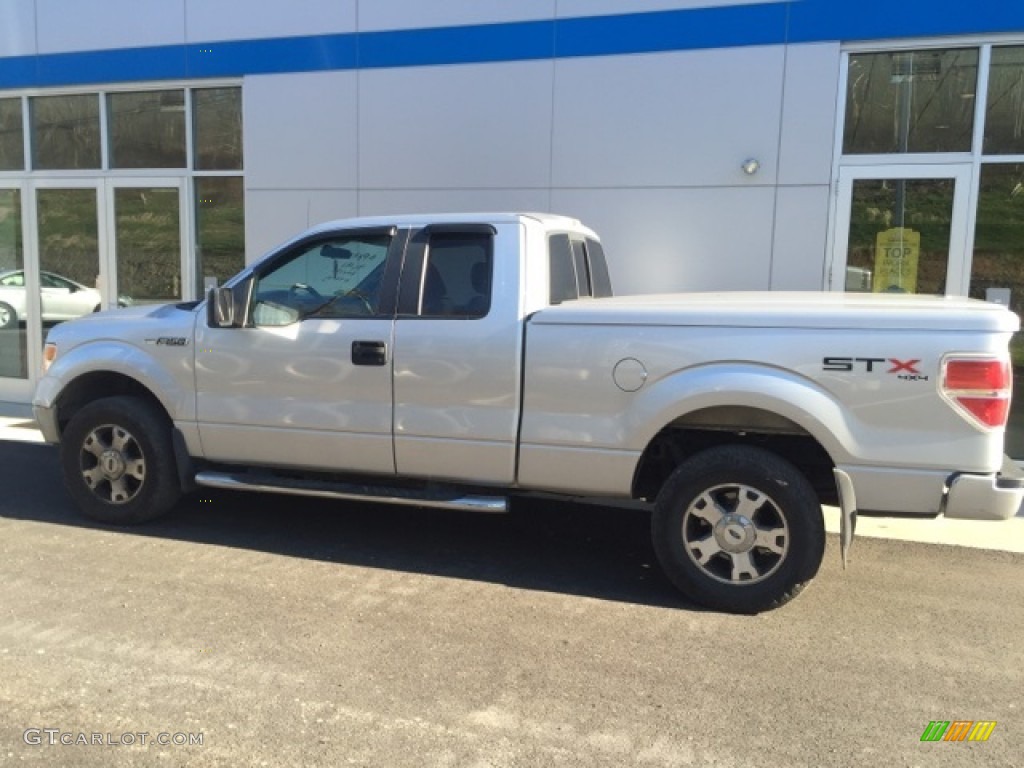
<box><xmin>548</xmin><ymin>233</ymin><xmax>612</xmax><ymax>305</ymax></box>
<box><xmin>398</xmin><ymin>224</ymin><xmax>495</xmax><ymax>319</ymax></box>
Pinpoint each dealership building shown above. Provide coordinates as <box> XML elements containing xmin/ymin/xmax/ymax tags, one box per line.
<box><xmin>1</xmin><ymin>0</ymin><xmax>1023</xmax><ymax>448</ymax></box>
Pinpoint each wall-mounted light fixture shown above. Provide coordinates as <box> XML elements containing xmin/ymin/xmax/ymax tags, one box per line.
<box><xmin>741</xmin><ymin>158</ymin><xmax>760</xmax><ymax>175</ymax></box>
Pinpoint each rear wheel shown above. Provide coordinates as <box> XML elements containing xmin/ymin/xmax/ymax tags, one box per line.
<box><xmin>60</xmin><ymin>396</ymin><xmax>181</xmax><ymax>524</ymax></box>
<box><xmin>651</xmin><ymin>445</ymin><xmax>825</xmax><ymax>614</ymax></box>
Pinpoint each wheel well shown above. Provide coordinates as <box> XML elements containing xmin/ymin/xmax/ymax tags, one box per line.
<box><xmin>632</xmin><ymin>407</ymin><xmax>838</xmax><ymax>506</ymax></box>
<box><xmin>54</xmin><ymin>372</ymin><xmax>169</xmax><ymax>436</ymax></box>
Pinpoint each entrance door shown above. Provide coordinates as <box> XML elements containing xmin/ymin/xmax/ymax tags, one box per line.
<box><xmin>830</xmin><ymin>165</ymin><xmax>972</xmax><ymax>296</ymax></box>
<box><xmin>0</xmin><ymin>179</ymin><xmax>189</xmax><ymax>397</ymax></box>
<box><xmin>106</xmin><ymin>179</ymin><xmax>189</xmax><ymax>310</ymax></box>
<box><xmin>0</xmin><ymin>184</ymin><xmax>31</xmax><ymax>402</ymax></box>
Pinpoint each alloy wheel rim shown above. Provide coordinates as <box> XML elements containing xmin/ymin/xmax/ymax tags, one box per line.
<box><xmin>79</xmin><ymin>423</ymin><xmax>146</xmax><ymax>504</ymax></box>
<box><xmin>681</xmin><ymin>483</ymin><xmax>789</xmax><ymax>585</ymax></box>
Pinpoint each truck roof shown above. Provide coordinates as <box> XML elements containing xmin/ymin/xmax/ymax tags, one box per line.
<box><xmin>304</xmin><ymin>211</ymin><xmax>586</xmax><ymax>235</ymax></box>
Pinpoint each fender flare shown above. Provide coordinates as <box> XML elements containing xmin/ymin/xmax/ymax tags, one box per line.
<box><xmin>624</xmin><ymin>362</ymin><xmax>856</xmax><ymax>465</ymax></box>
<box><xmin>34</xmin><ymin>340</ymin><xmax>193</xmax><ymax>423</ymax></box>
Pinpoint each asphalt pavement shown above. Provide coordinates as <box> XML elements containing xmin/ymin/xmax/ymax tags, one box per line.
<box><xmin>0</xmin><ymin>428</ymin><xmax>1022</xmax><ymax>767</ymax></box>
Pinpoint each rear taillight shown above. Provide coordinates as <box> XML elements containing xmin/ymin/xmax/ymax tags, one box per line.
<box><xmin>941</xmin><ymin>357</ymin><xmax>1012</xmax><ymax>429</ymax></box>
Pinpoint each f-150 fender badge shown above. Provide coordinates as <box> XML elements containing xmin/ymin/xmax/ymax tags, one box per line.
<box><xmin>822</xmin><ymin>356</ymin><xmax>928</xmax><ymax>381</ymax></box>
<box><xmin>145</xmin><ymin>337</ymin><xmax>190</xmax><ymax>347</ymax></box>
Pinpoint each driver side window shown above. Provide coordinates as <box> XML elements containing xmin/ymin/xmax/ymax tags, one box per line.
<box><xmin>252</xmin><ymin>232</ymin><xmax>393</xmax><ymax>326</ymax></box>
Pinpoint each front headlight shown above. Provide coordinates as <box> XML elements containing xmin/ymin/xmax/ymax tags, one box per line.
<box><xmin>42</xmin><ymin>342</ymin><xmax>58</xmax><ymax>373</ymax></box>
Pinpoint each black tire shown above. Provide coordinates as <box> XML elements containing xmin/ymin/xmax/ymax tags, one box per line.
<box><xmin>60</xmin><ymin>396</ymin><xmax>182</xmax><ymax>524</ymax></box>
<box><xmin>651</xmin><ymin>445</ymin><xmax>825</xmax><ymax>614</ymax></box>
<box><xmin>0</xmin><ymin>301</ymin><xmax>16</xmax><ymax>330</ymax></box>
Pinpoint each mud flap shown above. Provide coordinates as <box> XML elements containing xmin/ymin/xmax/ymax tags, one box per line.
<box><xmin>833</xmin><ymin>468</ymin><xmax>858</xmax><ymax>569</ymax></box>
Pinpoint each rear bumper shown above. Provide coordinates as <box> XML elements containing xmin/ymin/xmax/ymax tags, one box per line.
<box><xmin>944</xmin><ymin>456</ymin><xmax>1024</xmax><ymax>521</ymax></box>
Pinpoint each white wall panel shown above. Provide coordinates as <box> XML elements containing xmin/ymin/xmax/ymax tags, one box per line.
<box><xmin>358</xmin><ymin>0</ymin><xmax>554</xmax><ymax>32</ymax></box>
<box><xmin>358</xmin><ymin>61</ymin><xmax>554</xmax><ymax>190</ymax></box>
<box><xmin>770</xmin><ymin>185</ymin><xmax>830</xmax><ymax>289</ymax></box>
<box><xmin>245</xmin><ymin>190</ymin><xmax>358</xmax><ymax>262</ymax></box>
<box><xmin>557</xmin><ymin>0</ymin><xmax>783</xmax><ymax>18</ymax></box>
<box><xmin>551</xmin><ymin>187</ymin><xmax>775</xmax><ymax>295</ymax></box>
<box><xmin>358</xmin><ymin>189</ymin><xmax>552</xmax><ymax>218</ymax></box>
<box><xmin>778</xmin><ymin>43</ymin><xmax>841</xmax><ymax>186</ymax></box>
<box><xmin>0</xmin><ymin>0</ymin><xmax>37</xmax><ymax>57</ymax></box>
<box><xmin>244</xmin><ymin>72</ymin><xmax>358</xmax><ymax>191</ymax></box>
<box><xmin>186</xmin><ymin>0</ymin><xmax>355</xmax><ymax>43</ymax></box>
<box><xmin>552</xmin><ymin>47</ymin><xmax>784</xmax><ymax>188</ymax></box>
<box><xmin>36</xmin><ymin>0</ymin><xmax>185</xmax><ymax>54</ymax></box>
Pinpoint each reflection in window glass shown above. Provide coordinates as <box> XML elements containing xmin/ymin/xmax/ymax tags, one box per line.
<box><xmin>845</xmin><ymin>178</ymin><xmax>953</xmax><ymax>294</ymax></box>
<box><xmin>844</xmin><ymin>49</ymin><xmax>978</xmax><ymax>154</ymax></box>
<box><xmin>115</xmin><ymin>188</ymin><xmax>181</xmax><ymax>304</ymax></box>
<box><xmin>36</xmin><ymin>188</ymin><xmax>101</xmax><ymax>332</ymax></box>
<box><xmin>253</xmin><ymin>233</ymin><xmax>392</xmax><ymax>325</ymax></box>
<box><xmin>984</xmin><ymin>47</ymin><xmax>1024</xmax><ymax>155</ymax></box>
<box><xmin>970</xmin><ymin>164</ymin><xmax>1024</xmax><ymax>456</ymax></box>
<box><xmin>31</xmin><ymin>94</ymin><xmax>101</xmax><ymax>170</ymax></box>
<box><xmin>0</xmin><ymin>189</ymin><xmax>27</xmax><ymax>378</ymax></box>
<box><xmin>108</xmin><ymin>90</ymin><xmax>186</xmax><ymax>168</ymax></box>
<box><xmin>195</xmin><ymin>177</ymin><xmax>245</xmax><ymax>293</ymax></box>
<box><xmin>193</xmin><ymin>87</ymin><xmax>242</xmax><ymax>170</ymax></box>
<box><xmin>0</xmin><ymin>99</ymin><xmax>24</xmax><ymax>171</ymax></box>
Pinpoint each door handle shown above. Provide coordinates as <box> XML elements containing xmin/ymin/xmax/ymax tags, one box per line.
<box><xmin>351</xmin><ymin>340</ymin><xmax>387</xmax><ymax>366</ymax></box>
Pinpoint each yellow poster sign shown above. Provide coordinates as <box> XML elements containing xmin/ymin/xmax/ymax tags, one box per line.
<box><xmin>873</xmin><ymin>227</ymin><xmax>920</xmax><ymax>293</ymax></box>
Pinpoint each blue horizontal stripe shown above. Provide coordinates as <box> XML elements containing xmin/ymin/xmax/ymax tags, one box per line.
<box><xmin>1</xmin><ymin>0</ymin><xmax>1022</xmax><ymax>90</ymax></box>
<box><xmin>359</xmin><ymin>19</ymin><xmax>554</xmax><ymax>69</ymax></box>
<box><xmin>555</xmin><ymin>4</ymin><xmax>789</xmax><ymax>58</ymax></box>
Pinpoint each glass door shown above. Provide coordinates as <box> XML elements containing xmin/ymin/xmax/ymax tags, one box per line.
<box><xmin>0</xmin><ymin>184</ymin><xmax>30</xmax><ymax>400</ymax></box>
<box><xmin>2</xmin><ymin>178</ymin><xmax>190</xmax><ymax>397</ymax></box>
<box><xmin>106</xmin><ymin>179</ymin><xmax>190</xmax><ymax>309</ymax></box>
<box><xmin>830</xmin><ymin>165</ymin><xmax>972</xmax><ymax>295</ymax></box>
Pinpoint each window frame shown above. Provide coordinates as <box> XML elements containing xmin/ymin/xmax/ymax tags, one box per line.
<box><xmin>396</xmin><ymin>224</ymin><xmax>496</xmax><ymax>320</ymax></box>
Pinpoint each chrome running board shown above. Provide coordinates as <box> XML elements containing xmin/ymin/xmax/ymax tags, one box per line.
<box><xmin>194</xmin><ymin>470</ymin><xmax>508</xmax><ymax>513</ymax></box>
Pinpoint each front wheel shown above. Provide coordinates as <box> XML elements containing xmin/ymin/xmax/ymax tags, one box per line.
<box><xmin>60</xmin><ymin>396</ymin><xmax>182</xmax><ymax>524</ymax></box>
<box><xmin>651</xmin><ymin>445</ymin><xmax>825</xmax><ymax>614</ymax></box>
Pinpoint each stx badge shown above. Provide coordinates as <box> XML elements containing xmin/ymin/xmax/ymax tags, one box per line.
<box><xmin>823</xmin><ymin>357</ymin><xmax>928</xmax><ymax>381</ymax></box>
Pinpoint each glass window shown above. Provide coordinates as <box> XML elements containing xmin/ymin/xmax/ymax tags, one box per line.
<box><xmin>419</xmin><ymin>232</ymin><xmax>492</xmax><ymax>318</ymax></box>
<box><xmin>0</xmin><ymin>99</ymin><xmax>24</xmax><ymax>171</ymax></box>
<box><xmin>844</xmin><ymin>49</ymin><xmax>978</xmax><ymax>154</ymax></box>
<box><xmin>36</xmin><ymin>188</ymin><xmax>101</xmax><ymax>328</ymax></box>
<box><xmin>0</xmin><ymin>189</ymin><xmax>27</xmax><ymax>377</ymax></box>
<box><xmin>549</xmin><ymin>234</ymin><xmax>578</xmax><ymax>305</ymax></box>
<box><xmin>107</xmin><ymin>90</ymin><xmax>186</xmax><ymax>169</ymax></box>
<box><xmin>31</xmin><ymin>94</ymin><xmax>101</xmax><ymax>170</ymax></box>
<box><xmin>970</xmin><ymin>163</ymin><xmax>1024</xmax><ymax>314</ymax></box>
<box><xmin>983</xmin><ymin>47</ymin><xmax>1024</xmax><ymax>155</ymax></box>
<box><xmin>114</xmin><ymin>188</ymin><xmax>181</xmax><ymax>305</ymax></box>
<box><xmin>844</xmin><ymin>178</ymin><xmax>954</xmax><ymax>294</ymax></box>
<box><xmin>971</xmin><ymin>163</ymin><xmax>1024</xmax><ymax>456</ymax></box>
<box><xmin>586</xmin><ymin>238</ymin><xmax>613</xmax><ymax>298</ymax></box>
<box><xmin>195</xmin><ymin>177</ymin><xmax>245</xmax><ymax>292</ymax></box>
<box><xmin>193</xmin><ymin>87</ymin><xmax>242</xmax><ymax>170</ymax></box>
<box><xmin>253</xmin><ymin>233</ymin><xmax>393</xmax><ymax>326</ymax></box>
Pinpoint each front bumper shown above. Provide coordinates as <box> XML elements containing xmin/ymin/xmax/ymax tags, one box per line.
<box><xmin>944</xmin><ymin>456</ymin><xmax>1024</xmax><ymax>521</ymax></box>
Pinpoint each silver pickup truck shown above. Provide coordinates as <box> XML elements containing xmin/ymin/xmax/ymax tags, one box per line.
<box><xmin>32</xmin><ymin>212</ymin><xmax>1024</xmax><ymax>613</ymax></box>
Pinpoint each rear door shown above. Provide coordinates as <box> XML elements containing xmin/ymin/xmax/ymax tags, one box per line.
<box><xmin>195</xmin><ymin>226</ymin><xmax>405</xmax><ymax>474</ymax></box>
<box><xmin>392</xmin><ymin>223</ymin><xmax>523</xmax><ymax>485</ymax></box>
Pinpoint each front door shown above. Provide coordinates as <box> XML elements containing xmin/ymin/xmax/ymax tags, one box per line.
<box><xmin>830</xmin><ymin>165</ymin><xmax>972</xmax><ymax>296</ymax></box>
<box><xmin>194</xmin><ymin>226</ymin><xmax>403</xmax><ymax>475</ymax></box>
